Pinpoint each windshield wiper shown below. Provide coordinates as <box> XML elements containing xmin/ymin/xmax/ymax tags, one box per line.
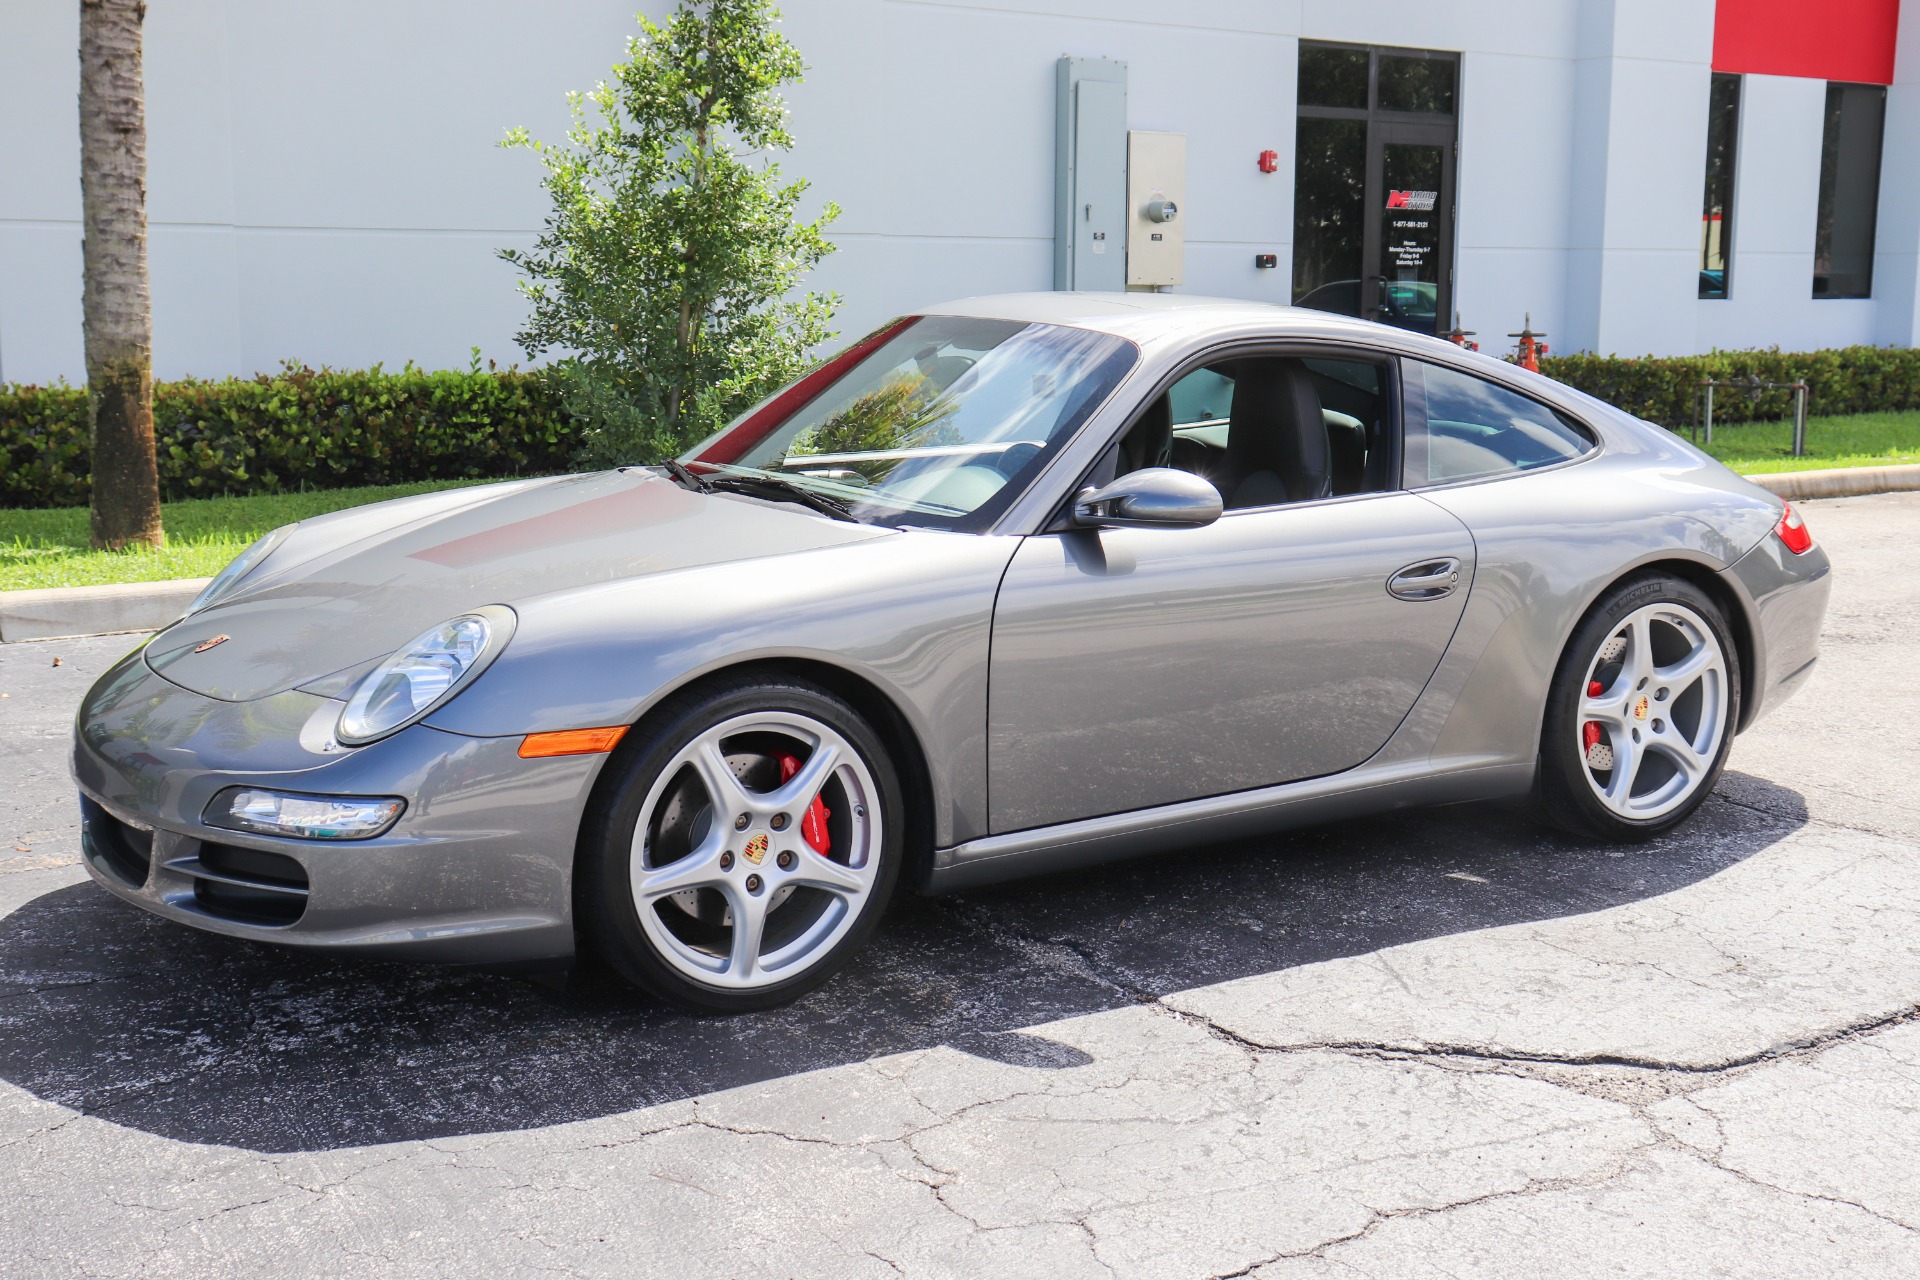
<box><xmin>703</xmin><ymin>473</ymin><xmax>861</xmax><ymax>523</ymax></box>
<box><xmin>659</xmin><ymin>458</ymin><xmax>711</xmax><ymax>493</ymax></box>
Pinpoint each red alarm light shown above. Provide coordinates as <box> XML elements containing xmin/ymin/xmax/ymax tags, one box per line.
<box><xmin>1258</xmin><ymin>149</ymin><xmax>1279</xmax><ymax>173</ymax></box>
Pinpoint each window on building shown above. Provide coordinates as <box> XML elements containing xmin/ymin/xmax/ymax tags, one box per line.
<box><xmin>1813</xmin><ymin>82</ymin><xmax>1886</xmax><ymax>299</ymax></box>
<box><xmin>1699</xmin><ymin>73</ymin><xmax>1740</xmax><ymax>299</ymax></box>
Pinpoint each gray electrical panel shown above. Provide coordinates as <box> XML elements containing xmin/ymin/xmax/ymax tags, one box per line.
<box><xmin>1054</xmin><ymin>57</ymin><xmax>1127</xmax><ymax>292</ymax></box>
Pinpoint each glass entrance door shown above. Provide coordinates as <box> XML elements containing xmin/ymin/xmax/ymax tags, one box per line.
<box><xmin>1293</xmin><ymin>43</ymin><xmax>1458</xmax><ymax>338</ymax></box>
<box><xmin>1366</xmin><ymin>124</ymin><xmax>1453</xmax><ymax>335</ymax></box>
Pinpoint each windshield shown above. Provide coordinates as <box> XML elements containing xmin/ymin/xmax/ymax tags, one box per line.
<box><xmin>683</xmin><ymin>316</ymin><xmax>1138</xmax><ymax>530</ymax></box>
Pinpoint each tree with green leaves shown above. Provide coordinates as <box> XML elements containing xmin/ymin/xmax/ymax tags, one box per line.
<box><xmin>501</xmin><ymin>0</ymin><xmax>839</xmax><ymax>467</ymax></box>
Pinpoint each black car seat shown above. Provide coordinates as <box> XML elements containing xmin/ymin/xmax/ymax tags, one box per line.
<box><xmin>1113</xmin><ymin>394</ymin><xmax>1174</xmax><ymax>476</ymax></box>
<box><xmin>1223</xmin><ymin>359</ymin><xmax>1332</xmax><ymax>508</ymax></box>
<box><xmin>1323</xmin><ymin>409</ymin><xmax>1367</xmax><ymax>495</ymax></box>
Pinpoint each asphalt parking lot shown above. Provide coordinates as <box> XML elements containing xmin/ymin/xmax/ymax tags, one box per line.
<box><xmin>2</xmin><ymin>491</ymin><xmax>1917</xmax><ymax>1278</ymax></box>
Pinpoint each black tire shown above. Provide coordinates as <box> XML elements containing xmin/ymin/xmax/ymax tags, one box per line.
<box><xmin>576</xmin><ymin>673</ymin><xmax>903</xmax><ymax>1012</ymax></box>
<box><xmin>1536</xmin><ymin>573</ymin><xmax>1741</xmax><ymax>841</ymax></box>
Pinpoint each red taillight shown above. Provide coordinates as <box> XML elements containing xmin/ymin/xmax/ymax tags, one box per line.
<box><xmin>1774</xmin><ymin>503</ymin><xmax>1814</xmax><ymax>555</ymax></box>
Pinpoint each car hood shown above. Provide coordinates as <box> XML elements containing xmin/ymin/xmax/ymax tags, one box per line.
<box><xmin>144</xmin><ymin>470</ymin><xmax>893</xmax><ymax>701</ymax></box>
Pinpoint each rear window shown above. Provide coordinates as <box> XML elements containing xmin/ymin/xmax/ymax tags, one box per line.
<box><xmin>1405</xmin><ymin>360</ymin><xmax>1593</xmax><ymax>487</ymax></box>
<box><xmin>686</xmin><ymin>316</ymin><xmax>1137</xmax><ymax>530</ymax></box>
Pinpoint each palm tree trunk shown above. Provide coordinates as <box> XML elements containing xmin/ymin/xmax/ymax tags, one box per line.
<box><xmin>79</xmin><ymin>0</ymin><xmax>162</xmax><ymax>551</ymax></box>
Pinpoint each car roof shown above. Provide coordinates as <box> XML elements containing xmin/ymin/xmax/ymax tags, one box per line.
<box><xmin>920</xmin><ymin>291</ymin><xmax>1399</xmax><ymax>345</ymax></box>
<box><xmin>917</xmin><ymin>292</ymin><xmax>1643</xmax><ymax>448</ymax></box>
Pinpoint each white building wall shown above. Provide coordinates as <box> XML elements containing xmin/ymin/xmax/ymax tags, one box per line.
<box><xmin>1872</xmin><ymin>0</ymin><xmax>1920</xmax><ymax>346</ymax></box>
<box><xmin>1695</xmin><ymin>74</ymin><xmax>1884</xmax><ymax>351</ymax></box>
<box><xmin>0</xmin><ymin>0</ymin><xmax>1911</xmax><ymax>386</ymax></box>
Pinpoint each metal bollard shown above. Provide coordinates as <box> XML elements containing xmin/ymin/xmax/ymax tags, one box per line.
<box><xmin>1791</xmin><ymin>382</ymin><xmax>1808</xmax><ymax>457</ymax></box>
<box><xmin>1700</xmin><ymin>381</ymin><xmax>1714</xmax><ymax>445</ymax></box>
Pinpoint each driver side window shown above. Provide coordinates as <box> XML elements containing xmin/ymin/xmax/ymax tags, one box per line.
<box><xmin>1109</xmin><ymin>354</ymin><xmax>1394</xmax><ymax>509</ymax></box>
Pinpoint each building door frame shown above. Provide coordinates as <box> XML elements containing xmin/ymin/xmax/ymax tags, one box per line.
<box><xmin>1294</xmin><ymin>42</ymin><xmax>1461</xmax><ymax>337</ymax></box>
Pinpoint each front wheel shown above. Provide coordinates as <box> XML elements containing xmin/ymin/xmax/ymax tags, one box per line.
<box><xmin>1537</xmin><ymin>575</ymin><xmax>1741</xmax><ymax>840</ymax></box>
<box><xmin>577</xmin><ymin>675</ymin><xmax>902</xmax><ymax>1012</ymax></box>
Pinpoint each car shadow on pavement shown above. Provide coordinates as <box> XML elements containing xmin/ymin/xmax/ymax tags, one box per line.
<box><xmin>0</xmin><ymin>774</ymin><xmax>1806</xmax><ymax>1153</ymax></box>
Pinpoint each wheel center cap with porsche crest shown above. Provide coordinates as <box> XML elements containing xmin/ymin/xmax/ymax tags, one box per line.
<box><xmin>1632</xmin><ymin>695</ymin><xmax>1650</xmax><ymax>721</ymax></box>
<box><xmin>742</xmin><ymin>833</ymin><xmax>769</xmax><ymax>866</ymax></box>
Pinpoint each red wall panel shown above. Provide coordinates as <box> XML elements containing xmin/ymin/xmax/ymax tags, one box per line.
<box><xmin>1714</xmin><ymin>0</ymin><xmax>1899</xmax><ymax>84</ymax></box>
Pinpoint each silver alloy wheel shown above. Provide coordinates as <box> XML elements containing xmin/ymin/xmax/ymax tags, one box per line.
<box><xmin>629</xmin><ymin>710</ymin><xmax>881</xmax><ymax>990</ymax></box>
<box><xmin>1576</xmin><ymin>601</ymin><xmax>1729</xmax><ymax>821</ymax></box>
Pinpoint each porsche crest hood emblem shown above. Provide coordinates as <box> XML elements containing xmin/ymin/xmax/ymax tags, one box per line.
<box><xmin>742</xmin><ymin>833</ymin><xmax>769</xmax><ymax>865</ymax></box>
<box><xmin>193</xmin><ymin>634</ymin><xmax>230</xmax><ymax>654</ymax></box>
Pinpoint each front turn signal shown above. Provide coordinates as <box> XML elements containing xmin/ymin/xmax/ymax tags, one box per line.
<box><xmin>518</xmin><ymin>725</ymin><xmax>630</xmax><ymax>758</ymax></box>
<box><xmin>1774</xmin><ymin>503</ymin><xmax>1814</xmax><ymax>555</ymax></box>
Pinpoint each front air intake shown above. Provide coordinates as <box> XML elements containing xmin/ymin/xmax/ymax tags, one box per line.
<box><xmin>80</xmin><ymin>797</ymin><xmax>153</xmax><ymax>888</ymax></box>
<box><xmin>169</xmin><ymin>841</ymin><xmax>311</xmax><ymax>926</ymax></box>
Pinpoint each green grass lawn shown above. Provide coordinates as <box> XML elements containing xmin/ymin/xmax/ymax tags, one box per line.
<box><xmin>0</xmin><ymin>479</ymin><xmax>495</xmax><ymax>592</ymax></box>
<box><xmin>1695</xmin><ymin>409</ymin><xmax>1920</xmax><ymax>474</ymax></box>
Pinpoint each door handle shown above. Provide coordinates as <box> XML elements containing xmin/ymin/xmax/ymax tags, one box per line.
<box><xmin>1387</xmin><ymin>557</ymin><xmax>1461</xmax><ymax>601</ymax></box>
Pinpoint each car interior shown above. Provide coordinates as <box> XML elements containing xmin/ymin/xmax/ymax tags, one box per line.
<box><xmin>1097</xmin><ymin>354</ymin><xmax>1395</xmax><ymax>510</ymax></box>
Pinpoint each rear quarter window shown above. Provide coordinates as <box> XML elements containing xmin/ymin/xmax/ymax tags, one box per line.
<box><xmin>1405</xmin><ymin>360</ymin><xmax>1593</xmax><ymax>487</ymax></box>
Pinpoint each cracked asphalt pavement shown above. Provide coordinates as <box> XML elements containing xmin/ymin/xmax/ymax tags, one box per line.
<box><xmin>1</xmin><ymin>493</ymin><xmax>1917</xmax><ymax>1277</ymax></box>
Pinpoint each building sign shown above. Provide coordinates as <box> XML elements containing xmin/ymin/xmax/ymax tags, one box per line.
<box><xmin>1388</xmin><ymin>232</ymin><xmax>1433</xmax><ymax>269</ymax></box>
<box><xmin>1386</xmin><ymin>189</ymin><xmax>1438</xmax><ymax>211</ymax></box>
<box><xmin>1712</xmin><ymin>0</ymin><xmax>1897</xmax><ymax>85</ymax></box>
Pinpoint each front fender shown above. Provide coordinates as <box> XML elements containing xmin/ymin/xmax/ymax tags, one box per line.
<box><xmin>423</xmin><ymin>529</ymin><xmax>1023</xmax><ymax>848</ymax></box>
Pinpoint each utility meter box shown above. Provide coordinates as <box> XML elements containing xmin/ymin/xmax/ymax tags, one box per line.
<box><xmin>1054</xmin><ymin>57</ymin><xmax>1128</xmax><ymax>292</ymax></box>
<box><xmin>1126</xmin><ymin>131</ymin><xmax>1186</xmax><ymax>288</ymax></box>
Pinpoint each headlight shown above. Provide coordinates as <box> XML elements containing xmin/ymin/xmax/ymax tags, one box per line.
<box><xmin>336</xmin><ymin>605</ymin><xmax>515</xmax><ymax>745</ymax></box>
<box><xmin>185</xmin><ymin>525</ymin><xmax>291</xmax><ymax>616</ymax></box>
<box><xmin>205</xmin><ymin>788</ymin><xmax>405</xmax><ymax>840</ymax></box>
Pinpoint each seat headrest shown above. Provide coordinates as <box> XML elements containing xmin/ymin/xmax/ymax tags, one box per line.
<box><xmin>1117</xmin><ymin>395</ymin><xmax>1173</xmax><ymax>476</ymax></box>
<box><xmin>1224</xmin><ymin>359</ymin><xmax>1331</xmax><ymax>503</ymax></box>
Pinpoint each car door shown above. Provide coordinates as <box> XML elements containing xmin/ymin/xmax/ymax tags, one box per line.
<box><xmin>985</xmin><ymin>353</ymin><xmax>1476</xmax><ymax>835</ymax></box>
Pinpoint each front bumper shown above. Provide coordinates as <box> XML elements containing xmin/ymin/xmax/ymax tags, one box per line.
<box><xmin>71</xmin><ymin>644</ymin><xmax>604</xmax><ymax>965</ymax></box>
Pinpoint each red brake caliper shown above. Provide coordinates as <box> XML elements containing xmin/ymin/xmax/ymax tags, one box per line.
<box><xmin>776</xmin><ymin>753</ymin><xmax>833</xmax><ymax>855</ymax></box>
<box><xmin>1582</xmin><ymin>680</ymin><xmax>1613</xmax><ymax>770</ymax></box>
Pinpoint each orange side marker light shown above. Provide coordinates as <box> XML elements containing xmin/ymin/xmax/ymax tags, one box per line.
<box><xmin>518</xmin><ymin>725</ymin><xmax>629</xmax><ymax>759</ymax></box>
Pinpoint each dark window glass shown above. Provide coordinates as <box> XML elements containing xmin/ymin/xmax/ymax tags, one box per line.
<box><xmin>1377</xmin><ymin>54</ymin><xmax>1455</xmax><ymax>114</ymax></box>
<box><xmin>1699</xmin><ymin>73</ymin><xmax>1740</xmax><ymax>299</ymax></box>
<box><xmin>1406</xmin><ymin>362</ymin><xmax>1591</xmax><ymax>487</ymax></box>
<box><xmin>1298</xmin><ymin>44</ymin><xmax>1368</xmax><ymax>110</ymax></box>
<box><xmin>1813</xmin><ymin>82</ymin><xmax>1886</xmax><ymax>299</ymax></box>
<box><xmin>1292</xmin><ymin>117</ymin><xmax>1368</xmax><ymax>308</ymax></box>
<box><xmin>1150</xmin><ymin>356</ymin><xmax>1392</xmax><ymax>503</ymax></box>
<box><xmin>1379</xmin><ymin>142</ymin><xmax>1445</xmax><ymax>335</ymax></box>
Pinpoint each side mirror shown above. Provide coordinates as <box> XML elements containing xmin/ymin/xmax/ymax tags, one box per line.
<box><xmin>1072</xmin><ymin>467</ymin><xmax>1223</xmax><ymax>530</ymax></box>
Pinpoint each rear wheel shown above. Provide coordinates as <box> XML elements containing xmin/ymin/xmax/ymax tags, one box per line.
<box><xmin>578</xmin><ymin>675</ymin><xmax>901</xmax><ymax>1011</ymax></box>
<box><xmin>1537</xmin><ymin>575</ymin><xmax>1740</xmax><ymax>840</ymax></box>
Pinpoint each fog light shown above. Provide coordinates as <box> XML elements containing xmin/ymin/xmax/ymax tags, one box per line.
<box><xmin>204</xmin><ymin>788</ymin><xmax>405</xmax><ymax>840</ymax></box>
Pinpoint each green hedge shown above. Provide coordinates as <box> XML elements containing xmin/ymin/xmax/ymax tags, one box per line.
<box><xmin>1538</xmin><ymin>345</ymin><xmax>1920</xmax><ymax>431</ymax></box>
<box><xmin>8</xmin><ymin>344</ymin><xmax>1918</xmax><ymax>509</ymax></box>
<box><xmin>1</xmin><ymin>362</ymin><xmax>574</xmax><ymax>509</ymax></box>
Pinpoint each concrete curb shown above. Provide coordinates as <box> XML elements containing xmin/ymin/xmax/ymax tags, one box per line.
<box><xmin>1747</xmin><ymin>463</ymin><xmax>1920</xmax><ymax>501</ymax></box>
<box><xmin>0</xmin><ymin>578</ymin><xmax>208</xmax><ymax>643</ymax></box>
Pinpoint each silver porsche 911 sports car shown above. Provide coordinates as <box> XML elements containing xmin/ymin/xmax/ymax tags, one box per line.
<box><xmin>73</xmin><ymin>293</ymin><xmax>1831</xmax><ymax>1010</ymax></box>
